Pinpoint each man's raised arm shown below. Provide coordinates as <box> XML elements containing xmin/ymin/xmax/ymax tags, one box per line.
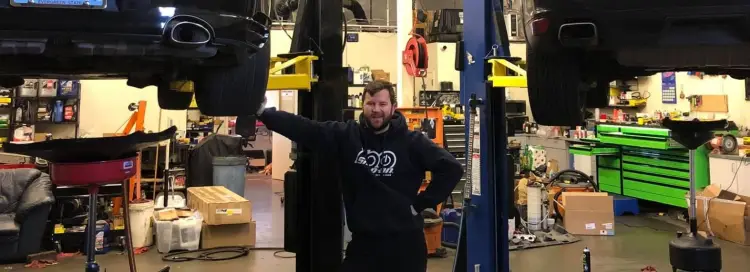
<box><xmin>257</xmin><ymin>105</ymin><xmax>348</xmax><ymax>151</ymax></box>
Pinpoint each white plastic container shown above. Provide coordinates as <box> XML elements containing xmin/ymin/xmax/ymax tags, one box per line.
<box><xmin>128</xmin><ymin>201</ymin><xmax>155</xmax><ymax>248</ymax></box>
<box><xmin>154</xmin><ymin>192</ymin><xmax>186</xmax><ymax>209</ymax></box>
<box><xmin>155</xmin><ymin>212</ymin><xmax>203</xmax><ymax>253</ymax></box>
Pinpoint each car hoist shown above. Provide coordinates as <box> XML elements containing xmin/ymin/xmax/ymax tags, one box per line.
<box><xmin>457</xmin><ymin>1</ymin><xmax>726</xmax><ymax>272</ymax></box>
<box><xmin>452</xmin><ymin>0</ymin><xmax>521</xmax><ymax>271</ymax></box>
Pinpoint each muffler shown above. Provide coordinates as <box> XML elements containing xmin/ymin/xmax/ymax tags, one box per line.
<box><xmin>558</xmin><ymin>22</ymin><xmax>598</xmax><ymax>47</ymax></box>
<box><xmin>163</xmin><ymin>20</ymin><xmax>212</xmax><ymax>48</ymax></box>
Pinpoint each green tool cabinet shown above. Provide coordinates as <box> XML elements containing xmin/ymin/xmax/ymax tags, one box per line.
<box><xmin>569</xmin><ymin>124</ymin><xmax>710</xmax><ymax>208</ymax></box>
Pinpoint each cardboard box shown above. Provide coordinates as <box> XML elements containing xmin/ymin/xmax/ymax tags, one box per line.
<box><xmin>371</xmin><ymin>69</ymin><xmax>390</xmax><ymax>82</ymax></box>
<box><xmin>187</xmin><ymin>186</ymin><xmax>252</xmax><ymax>225</ymax></box>
<box><xmin>562</xmin><ymin>192</ymin><xmax>615</xmax><ymax>236</ymax></box>
<box><xmin>201</xmin><ymin>221</ymin><xmax>256</xmax><ymax>248</ymax></box>
<box><xmin>692</xmin><ymin>185</ymin><xmax>750</xmax><ymax>245</ymax></box>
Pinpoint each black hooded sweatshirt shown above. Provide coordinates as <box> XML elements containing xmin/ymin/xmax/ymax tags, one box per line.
<box><xmin>258</xmin><ymin>108</ymin><xmax>463</xmax><ymax>234</ymax></box>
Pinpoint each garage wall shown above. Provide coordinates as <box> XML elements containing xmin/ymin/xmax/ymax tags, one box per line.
<box><xmin>639</xmin><ymin>73</ymin><xmax>750</xmax><ymax>126</ymax></box>
<box><xmin>78</xmin><ymin>80</ymin><xmax>187</xmax><ymax>137</ymax></box>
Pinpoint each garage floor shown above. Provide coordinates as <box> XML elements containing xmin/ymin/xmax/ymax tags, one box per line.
<box><xmin>8</xmin><ymin>174</ymin><xmax>750</xmax><ymax>272</ymax></box>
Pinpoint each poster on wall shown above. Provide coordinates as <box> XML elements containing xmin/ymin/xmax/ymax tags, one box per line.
<box><xmin>662</xmin><ymin>72</ymin><xmax>677</xmax><ymax>104</ymax></box>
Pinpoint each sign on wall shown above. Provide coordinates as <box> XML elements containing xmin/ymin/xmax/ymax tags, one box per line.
<box><xmin>661</xmin><ymin>72</ymin><xmax>677</xmax><ymax>104</ymax></box>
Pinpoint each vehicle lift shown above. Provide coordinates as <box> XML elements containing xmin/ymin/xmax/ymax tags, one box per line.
<box><xmin>454</xmin><ymin>1</ymin><xmax>725</xmax><ymax>272</ymax></box>
<box><xmin>276</xmin><ymin>0</ymin><xmax>518</xmax><ymax>271</ymax></box>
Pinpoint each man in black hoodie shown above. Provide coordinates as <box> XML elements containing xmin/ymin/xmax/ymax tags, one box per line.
<box><xmin>256</xmin><ymin>80</ymin><xmax>463</xmax><ymax>272</ymax></box>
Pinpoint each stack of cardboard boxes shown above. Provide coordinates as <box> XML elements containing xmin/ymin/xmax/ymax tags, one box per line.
<box><xmin>187</xmin><ymin>186</ymin><xmax>257</xmax><ymax>248</ymax></box>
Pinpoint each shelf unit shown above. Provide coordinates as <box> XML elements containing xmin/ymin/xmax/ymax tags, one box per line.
<box><xmin>186</xmin><ymin>108</ymin><xmax>215</xmax><ymax>144</ymax></box>
<box><xmin>8</xmin><ymin>79</ymin><xmax>81</xmax><ymax>143</ymax></box>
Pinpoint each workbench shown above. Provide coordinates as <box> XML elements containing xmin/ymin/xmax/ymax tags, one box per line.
<box><xmin>569</xmin><ymin>123</ymin><xmax>710</xmax><ymax>208</ymax></box>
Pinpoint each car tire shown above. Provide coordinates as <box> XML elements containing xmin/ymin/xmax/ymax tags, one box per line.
<box><xmin>526</xmin><ymin>46</ymin><xmax>585</xmax><ymax>126</ymax></box>
<box><xmin>158</xmin><ymin>85</ymin><xmax>193</xmax><ymax>110</ymax></box>
<box><xmin>194</xmin><ymin>42</ymin><xmax>271</xmax><ymax>116</ymax></box>
<box><xmin>585</xmin><ymin>80</ymin><xmax>610</xmax><ymax>109</ymax></box>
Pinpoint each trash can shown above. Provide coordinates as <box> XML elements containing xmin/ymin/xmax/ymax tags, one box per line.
<box><xmin>212</xmin><ymin>156</ymin><xmax>247</xmax><ymax>197</ymax></box>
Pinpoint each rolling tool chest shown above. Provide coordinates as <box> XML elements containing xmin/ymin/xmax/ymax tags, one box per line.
<box><xmin>569</xmin><ymin>124</ymin><xmax>710</xmax><ymax>208</ymax></box>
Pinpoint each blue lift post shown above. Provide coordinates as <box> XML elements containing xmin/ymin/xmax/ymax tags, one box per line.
<box><xmin>459</xmin><ymin>0</ymin><xmax>511</xmax><ymax>271</ymax></box>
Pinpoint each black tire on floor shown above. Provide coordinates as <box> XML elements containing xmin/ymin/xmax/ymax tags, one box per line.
<box><xmin>194</xmin><ymin>43</ymin><xmax>271</xmax><ymax>116</ymax></box>
<box><xmin>158</xmin><ymin>85</ymin><xmax>194</xmax><ymax>110</ymax></box>
<box><xmin>526</xmin><ymin>46</ymin><xmax>585</xmax><ymax>126</ymax></box>
<box><xmin>585</xmin><ymin>80</ymin><xmax>610</xmax><ymax>109</ymax></box>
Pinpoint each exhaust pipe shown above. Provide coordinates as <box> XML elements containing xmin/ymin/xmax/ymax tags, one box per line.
<box><xmin>558</xmin><ymin>22</ymin><xmax>598</xmax><ymax>47</ymax></box>
<box><xmin>163</xmin><ymin>20</ymin><xmax>212</xmax><ymax>48</ymax></box>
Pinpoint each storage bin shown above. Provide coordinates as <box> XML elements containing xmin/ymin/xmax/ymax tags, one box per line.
<box><xmin>57</xmin><ymin>80</ymin><xmax>80</xmax><ymax>97</ymax></box>
<box><xmin>129</xmin><ymin>201</ymin><xmax>154</xmax><ymax>248</ymax></box>
<box><xmin>154</xmin><ymin>212</ymin><xmax>202</xmax><ymax>253</ymax></box>
<box><xmin>154</xmin><ymin>192</ymin><xmax>186</xmax><ymax>209</ymax></box>
<box><xmin>19</xmin><ymin>79</ymin><xmax>38</xmax><ymax>97</ymax></box>
<box><xmin>39</xmin><ymin>79</ymin><xmax>58</xmax><ymax>97</ymax></box>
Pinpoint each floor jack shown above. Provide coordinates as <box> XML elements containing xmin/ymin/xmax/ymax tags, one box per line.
<box><xmin>5</xmin><ymin>127</ymin><xmax>177</xmax><ymax>272</ymax></box>
<box><xmin>662</xmin><ymin>118</ymin><xmax>724</xmax><ymax>272</ymax></box>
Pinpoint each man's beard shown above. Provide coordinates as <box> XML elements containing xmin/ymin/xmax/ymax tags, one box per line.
<box><xmin>366</xmin><ymin>114</ymin><xmax>392</xmax><ymax>131</ymax></box>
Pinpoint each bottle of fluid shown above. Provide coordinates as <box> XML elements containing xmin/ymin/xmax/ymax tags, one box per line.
<box><xmin>53</xmin><ymin>100</ymin><xmax>63</xmax><ymax>123</ymax></box>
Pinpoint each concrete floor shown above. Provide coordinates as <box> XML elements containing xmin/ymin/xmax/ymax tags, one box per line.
<box><xmin>7</xmin><ymin>174</ymin><xmax>750</xmax><ymax>272</ymax></box>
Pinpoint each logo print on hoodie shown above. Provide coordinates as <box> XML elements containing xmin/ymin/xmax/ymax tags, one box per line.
<box><xmin>354</xmin><ymin>149</ymin><xmax>397</xmax><ymax>177</ymax></box>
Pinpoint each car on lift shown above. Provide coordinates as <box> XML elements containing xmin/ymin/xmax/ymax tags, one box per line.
<box><xmin>0</xmin><ymin>0</ymin><xmax>271</xmax><ymax>116</ymax></box>
<box><xmin>522</xmin><ymin>0</ymin><xmax>750</xmax><ymax>126</ymax></box>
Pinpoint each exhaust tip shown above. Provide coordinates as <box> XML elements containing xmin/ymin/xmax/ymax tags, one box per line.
<box><xmin>169</xmin><ymin>21</ymin><xmax>211</xmax><ymax>47</ymax></box>
<box><xmin>558</xmin><ymin>22</ymin><xmax>598</xmax><ymax>47</ymax></box>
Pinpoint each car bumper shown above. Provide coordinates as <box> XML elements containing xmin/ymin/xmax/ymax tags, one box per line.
<box><xmin>530</xmin><ymin>5</ymin><xmax>750</xmax><ymax>49</ymax></box>
<box><xmin>528</xmin><ymin>4</ymin><xmax>750</xmax><ymax>67</ymax></box>
<box><xmin>0</xmin><ymin>5</ymin><xmax>268</xmax><ymax>59</ymax></box>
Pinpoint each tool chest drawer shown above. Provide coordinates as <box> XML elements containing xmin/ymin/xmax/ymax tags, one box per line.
<box><xmin>596</xmin><ymin>124</ymin><xmax>683</xmax><ymax>150</ymax></box>
<box><xmin>597</xmin><ymin>167</ymin><xmax>622</xmax><ymax>194</ymax></box>
<box><xmin>623</xmin><ymin>179</ymin><xmax>689</xmax><ymax>208</ymax></box>
<box><xmin>598</xmin><ymin>157</ymin><xmax>621</xmax><ymax>169</ymax></box>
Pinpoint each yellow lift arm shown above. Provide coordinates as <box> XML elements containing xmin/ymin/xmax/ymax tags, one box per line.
<box><xmin>487</xmin><ymin>58</ymin><xmax>527</xmax><ymax>88</ymax></box>
<box><xmin>188</xmin><ymin>54</ymin><xmax>319</xmax><ymax>108</ymax></box>
<box><xmin>267</xmin><ymin>55</ymin><xmax>319</xmax><ymax>90</ymax></box>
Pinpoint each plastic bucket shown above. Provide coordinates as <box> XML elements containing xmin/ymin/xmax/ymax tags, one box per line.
<box><xmin>129</xmin><ymin>201</ymin><xmax>155</xmax><ymax>248</ymax></box>
<box><xmin>212</xmin><ymin>156</ymin><xmax>247</xmax><ymax>197</ymax></box>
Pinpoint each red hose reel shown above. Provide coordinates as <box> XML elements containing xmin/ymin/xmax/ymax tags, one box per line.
<box><xmin>402</xmin><ymin>35</ymin><xmax>428</xmax><ymax>77</ymax></box>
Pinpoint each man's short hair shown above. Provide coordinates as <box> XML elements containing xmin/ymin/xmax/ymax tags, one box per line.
<box><xmin>362</xmin><ymin>80</ymin><xmax>397</xmax><ymax>105</ymax></box>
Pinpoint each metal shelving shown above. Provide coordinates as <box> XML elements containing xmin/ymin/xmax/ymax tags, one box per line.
<box><xmin>443</xmin><ymin>121</ymin><xmax>467</xmax><ymax>201</ymax></box>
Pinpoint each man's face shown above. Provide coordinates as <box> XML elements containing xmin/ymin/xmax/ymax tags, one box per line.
<box><xmin>363</xmin><ymin>89</ymin><xmax>395</xmax><ymax>130</ymax></box>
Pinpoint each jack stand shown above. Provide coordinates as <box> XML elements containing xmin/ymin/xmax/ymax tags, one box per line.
<box><xmin>662</xmin><ymin>118</ymin><xmax>724</xmax><ymax>272</ymax></box>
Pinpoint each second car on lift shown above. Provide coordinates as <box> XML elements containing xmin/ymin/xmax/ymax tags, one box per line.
<box><xmin>522</xmin><ymin>0</ymin><xmax>750</xmax><ymax>126</ymax></box>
